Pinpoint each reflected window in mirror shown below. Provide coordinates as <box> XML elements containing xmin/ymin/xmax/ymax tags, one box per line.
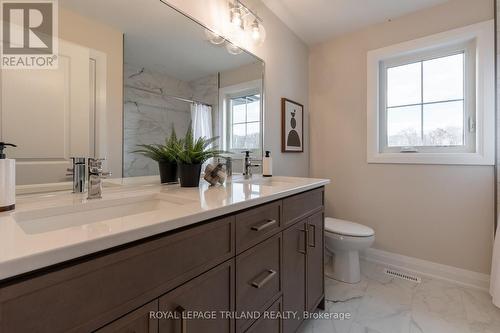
<box><xmin>230</xmin><ymin>94</ymin><xmax>260</xmax><ymax>150</ymax></box>
<box><xmin>221</xmin><ymin>80</ymin><xmax>263</xmax><ymax>156</ymax></box>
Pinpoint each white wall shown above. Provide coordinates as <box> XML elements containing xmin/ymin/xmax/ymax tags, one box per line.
<box><xmin>164</xmin><ymin>0</ymin><xmax>310</xmax><ymax>176</ymax></box>
<box><xmin>59</xmin><ymin>7</ymin><xmax>123</xmax><ymax>178</ymax></box>
<box><xmin>310</xmin><ymin>0</ymin><xmax>495</xmax><ymax>274</ymax></box>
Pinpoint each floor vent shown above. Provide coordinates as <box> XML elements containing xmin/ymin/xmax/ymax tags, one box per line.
<box><xmin>384</xmin><ymin>268</ymin><xmax>421</xmax><ymax>283</ymax></box>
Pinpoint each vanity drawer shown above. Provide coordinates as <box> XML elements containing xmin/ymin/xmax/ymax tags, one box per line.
<box><xmin>235</xmin><ymin>201</ymin><xmax>281</xmax><ymax>253</ymax></box>
<box><xmin>0</xmin><ymin>217</ymin><xmax>234</xmax><ymax>333</ymax></box>
<box><xmin>244</xmin><ymin>297</ymin><xmax>282</xmax><ymax>333</ymax></box>
<box><xmin>158</xmin><ymin>260</ymin><xmax>234</xmax><ymax>333</ymax></box>
<box><xmin>235</xmin><ymin>234</ymin><xmax>281</xmax><ymax>332</ymax></box>
<box><xmin>283</xmin><ymin>188</ymin><xmax>324</xmax><ymax>226</ymax></box>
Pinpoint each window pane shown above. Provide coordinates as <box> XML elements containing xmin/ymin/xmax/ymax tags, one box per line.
<box><xmin>246</xmin><ymin>122</ymin><xmax>260</xmax><ymax>148</ymax></box>
<box><xmin>247</xmin><ymin>98</ymin><xmax>260</xmax><ymax>122</ymax></box>
<box><xmin>387</xmin><ymin>105</ymin><xmax>422</xmax><ymax>147</ymax></box>
<box><xmin>423</xmin><ymin>101</ymin><xmax>464</xmax><ymax>146</ymax></box>
<box><xmin>231</xmin><ymin>100</ymin><xmax>246</xmax><ymax>123</ymax></box>
<box><xmin>423</xmin><ymin>53</ymin><xmax>464</xmax><ymax>103</ymax></box>
<box><xmin>231</xmin><ymin>123</ymin><xmax>246</xmax><ymax>148</ymax></box>
<box><xmin>387</xmin><ymin>62</ymin><xmax>421</xmax><ymax>107</ymax></box>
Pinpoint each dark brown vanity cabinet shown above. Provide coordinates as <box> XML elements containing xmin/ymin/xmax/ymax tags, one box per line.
<box><xmin>282</xmin><ymin>219</ymin><xmax>307</xmax><ymax>333</ymax></box>
<box><xmin>158</xmin><ymin>261</ymin><xmax>235</xmax><ymax>333</ymax></box>
<box><xmin>236</xmin><ymin>234</ymin><xmax>281</xmax><ymax>332</ymax></box>
<box><xmin>282</xmin><ymin>192</ymin><xmax>325</xmax><ymax>333</ymax></box>
<box><xmin>95</xmin><ymin>301</ymin><xmax>158</xmax><ymax>333</ymax></box>
<box><xmin>0</xmin><ymin>187</ymin><xmax>324</xmax><ymax>333</ymax></box>
<box><xmin>245</xmin><ymin>298</ymin><xmax>283</xmax><ymax>333</ymax></box>
<box><xmin>306</xmin><ymin>211</ymin><xmax>325</xmax><ymax>311</ymax></box>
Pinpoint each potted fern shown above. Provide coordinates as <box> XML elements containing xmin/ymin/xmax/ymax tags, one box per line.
<box><xmin>133</xmin><ymin>129</ymin><xmax>181</xmax><ymax>184</ymax></box>
<box><xmin>174</xmin><ymin>126</ymin><xmax>224</xmax><ymax>187</ymax></box>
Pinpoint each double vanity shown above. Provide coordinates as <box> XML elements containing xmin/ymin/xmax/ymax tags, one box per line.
<box><xmin>0</xmin><ymin>1</ymin><xmax>327</xmax><ymax>332</ymax></box>
<box><xmin>0</xmin><ymin>176</ymin><xmax>329</xmax><ymax>333</ymax></box>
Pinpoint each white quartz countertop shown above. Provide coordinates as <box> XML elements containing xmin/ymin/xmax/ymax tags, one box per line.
<box><xmin>0</xmin><ymin>175</ymin><xmax>329</xmax><ymax>281</ymax></box>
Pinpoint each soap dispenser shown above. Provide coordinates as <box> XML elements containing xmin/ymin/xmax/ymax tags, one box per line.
<box><xmin>0</xmin><ymin>142</ymin><xmax>16</xmax><ymax>212</ymax></box>
<box><xmin>263</xmin><ymin>151</ymin><xmax>273</xmax><ymax>177</ymax></box>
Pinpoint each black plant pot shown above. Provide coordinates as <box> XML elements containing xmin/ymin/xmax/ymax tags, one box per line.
<box><xmin>178</xmin><ymin>163</ymin><xmax>202</xmax><ymax>187</ymax></box>
<box><xmin>158</xmin><ymin>161</ymin><xmax>178</xmax><ymax>184</ymax></box>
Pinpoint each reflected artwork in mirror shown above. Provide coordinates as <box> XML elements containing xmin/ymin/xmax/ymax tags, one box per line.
<box><xmin>0</xmin><ymin>0</ymin><xmax>264</xmax><ymax>191</ymax></box>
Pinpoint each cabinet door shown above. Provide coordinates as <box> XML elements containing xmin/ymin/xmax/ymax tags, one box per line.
<box><xmin>282</xmin><ymin>219</ymin><xmax>307</xmax><ymax>333</ymax></box>
<box><xmin>306</xmin><ymin>211</ymin><xmax>324</xmax><ymax>311</ymax></box>
<box><xmin>158</xmin><ymin>260</ymin><xmax>234</xmax><ymax>333</ymax></box>
<box><xmin>95</xmin><ymin>300</ymin><xmax>158</xmax><ymax>333</ymax></box>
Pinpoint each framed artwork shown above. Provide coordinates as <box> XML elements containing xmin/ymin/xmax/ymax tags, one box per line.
<box><xmin>281</xmin><ymin>98</ymin><xmax>304</xmax><ymax>152</ymax></box>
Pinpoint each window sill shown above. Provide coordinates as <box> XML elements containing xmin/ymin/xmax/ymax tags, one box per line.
<box><xmin>367</xmin><ymin>152</ymin><xmax>494</xmax><ymax>165</ymax></box>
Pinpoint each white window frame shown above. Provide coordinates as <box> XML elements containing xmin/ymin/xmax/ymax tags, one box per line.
<box><xmin>380</xmin><ymin>42</ymin><xmax>475</xmax><ymax>154</ymax></box>
<box><xmin>219</xmin><ymin>80</ymin><xmax>263</xmax><ymax>157</ymax></box>
<box><xmin>367</xmin><ymin>20</ymin><xmax>494</xmax><ymax>165</ymax></box>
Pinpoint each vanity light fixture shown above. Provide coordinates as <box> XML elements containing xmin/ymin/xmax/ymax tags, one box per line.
<box><xmin>205</xmin><ymin>1</ymin><xmax>266</xmax><ymax>54</ymax></box>
<box><xmin>229</xmin><ymin>0</ymin><xmax>266</xmax><ymax>46</ymax></box>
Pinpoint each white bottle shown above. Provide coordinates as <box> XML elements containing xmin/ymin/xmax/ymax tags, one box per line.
<box><xmin>263</xmin><ymin>151</ymin><xmax>273</xmax><ymax>177</ymax></box>
<box><xmin>0</xmin><ymin>143</ymin><xmax>16</xmax><ymax>212</ymax></box>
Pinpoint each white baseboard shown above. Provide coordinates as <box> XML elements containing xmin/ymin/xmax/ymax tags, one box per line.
<box><xmin>360</xmin><ymin>248</ymin><xmax>490</xmax><ymax>291</ymax></box>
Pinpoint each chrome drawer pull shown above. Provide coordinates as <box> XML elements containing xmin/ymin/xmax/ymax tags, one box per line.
<box><xmin>175</xmin><ymin>305</ymin><xmax>187</xmax><ymax>333</ymax></box>
<box><xmin>251</xmin><ymin>269</ymin><xmax>277</xmax><ymax>288</ymax></box>
<box><xmin>251</xmin><ymin>219</ymin><xmax>277</xmax><ymax>232</ymax></box>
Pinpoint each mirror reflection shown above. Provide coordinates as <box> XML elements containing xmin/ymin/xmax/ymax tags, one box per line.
<box><xmin>0</xmin><ymin>0</ymin><xmax>264</xmax><ymax>188</ymax></box>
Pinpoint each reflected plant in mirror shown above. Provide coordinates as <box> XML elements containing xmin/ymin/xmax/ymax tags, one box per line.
<box><xmin>132</xmin><ymin>127</ymin><xmax>181</xmax><ymax>184</ymax></box>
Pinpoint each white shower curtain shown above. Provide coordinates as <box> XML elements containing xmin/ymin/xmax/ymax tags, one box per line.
<box><xmin>190</xmin><ymin>103</ymin><xmax>213</xmax><ymax>140</ymax></box>
<box><xmin>491</xmin><ymin>222</ymin><xmax>500</xmax><ymax>307</ymax></box>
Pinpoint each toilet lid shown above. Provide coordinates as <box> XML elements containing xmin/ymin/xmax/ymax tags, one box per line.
<box><xmin>325</xmin><ymin>217</ymin><xmax>374</xmax><ymax>237</ymax></box>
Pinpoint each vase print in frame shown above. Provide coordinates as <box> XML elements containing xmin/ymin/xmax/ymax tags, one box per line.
<box><xmin>282</xmin><ymin>98</ymin><xmax>304</xmax><ymax>152</ymax></box>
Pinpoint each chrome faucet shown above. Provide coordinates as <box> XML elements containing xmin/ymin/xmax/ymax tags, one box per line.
<box><xmin>217</xmin><ymin>156</ymin><xmax>233</xmax><ymax>177</ymax></box>
<box><xmin>87</xmin><ymin>158</ymin><xmax>111</xmax><ymax>199</ymax></box>
<box><xmin>67</xmin><ymin>157</ymin><xmax>86</xmax><ymax>193</ymax></box>
<box><xmin>243</xmin><ymin>151</ymin><xmax>261</xmax><ymax>179</ymax></box>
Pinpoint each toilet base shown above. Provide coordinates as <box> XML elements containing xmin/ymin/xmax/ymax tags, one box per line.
<box><xmin>328</xmin><ymin>250</ymin><xmax>361</xmax><ymax>284</ymax></box>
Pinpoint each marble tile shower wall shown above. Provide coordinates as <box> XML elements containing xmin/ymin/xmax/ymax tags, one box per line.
<box><xmin>123</xmin><ymin>64</ymin><xmax>218</xmax><ymax>177</ymax></box>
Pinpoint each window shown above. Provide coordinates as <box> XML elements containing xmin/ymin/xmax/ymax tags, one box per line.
<box><xmin>381</xmin><ymin>45</ymin><xmax>474</xmax><ymax>153</ymax></box>
<box><xmin>367</xmin><ymin>21</ymin><xmax>494</xmax><ymax>165</ymax></box>
<box><xmin>229</xmin><ymin>93</ymin><xmax>260</xmax><ymax>150</ymax></box>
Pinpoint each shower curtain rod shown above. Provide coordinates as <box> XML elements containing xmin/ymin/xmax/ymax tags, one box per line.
<box><xmin>124</xmin><ymin>85</ymin><xmax>212</xmax><ymax>107</ymax></box>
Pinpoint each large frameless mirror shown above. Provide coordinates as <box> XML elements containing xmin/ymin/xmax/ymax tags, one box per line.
<box><xmin>0</xmin><ymin>0</ymin><xmax>264</xmax><ymax>191</ymax></box>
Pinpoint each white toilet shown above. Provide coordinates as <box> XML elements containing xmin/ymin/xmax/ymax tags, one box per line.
<box><xmin>324</xmin><ymin>217</ymin><xmax>375</xmax><ymax>284</ymax></box>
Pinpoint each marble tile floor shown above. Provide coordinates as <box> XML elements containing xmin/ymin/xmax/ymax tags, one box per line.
<box><xmin>298</xmin><ymin>260</ymin><xmax>500</xmax><ymax>333</ymax></box>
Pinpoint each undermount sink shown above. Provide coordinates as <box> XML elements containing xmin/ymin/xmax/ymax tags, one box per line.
<box><xmin>14</xmin><ymin>193</ymin><xmax>187</xmax><ymax>234</ymax></box>
<box><xmin>232</xmin><ymin>176</ymin><xmax>295</xmax><ymax>187</ymax></box>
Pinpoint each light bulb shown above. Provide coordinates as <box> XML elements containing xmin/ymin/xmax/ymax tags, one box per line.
<box><xmin>204</xmin><ymin>29</ymin><xmax>225</xmax><ymax>45</ymax></box>
<box><xmin>248</xmin><ymin>20</ymin><xmax>266</xmax><ymax>46</ymax></box>
<box><xmin>226</xmin><ymin>42</ymin><xmax>243</xmax><ymax>55</ymax></box>
<box><xmin>231</xmin><ymin>8</ymin><xmax>243</xmax><ymax>29</ymax></box>
<box><xmin>251</xmin><ymin>21</ymin><xmax>260</xmax><ymax>41</ymax></box>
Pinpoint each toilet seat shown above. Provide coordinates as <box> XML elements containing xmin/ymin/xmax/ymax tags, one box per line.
<box><xmin>325</xmin><ymin>217</ymin><xmax>374</xmax><ymax>237</ymax></box>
